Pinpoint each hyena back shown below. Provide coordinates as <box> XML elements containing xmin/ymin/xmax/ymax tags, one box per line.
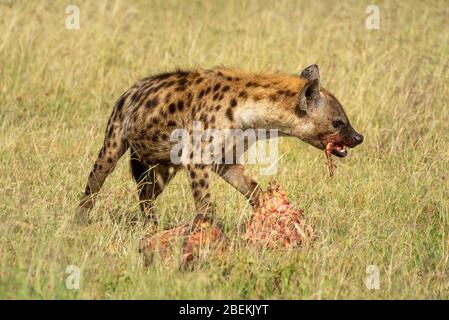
<box><xmin>77</xmin><ymin>65</ymin><xmax>363</xmax><ymax>225</ymax></box>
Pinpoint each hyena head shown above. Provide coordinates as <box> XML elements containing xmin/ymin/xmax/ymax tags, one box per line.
<box><xmin>291</xmin><ymin>64</ymin><xmax>364</xmax><ymax>157</ymax></box>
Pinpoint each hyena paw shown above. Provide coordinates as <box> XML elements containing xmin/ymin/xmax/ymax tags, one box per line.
<box><xmin>74</xmin><ymin>197</ymin><xmax>94</xmax><ymax>225</ymax></box>
<box><xmin>142</xmin><ymin>213</ymin><xmax>158</xmax><ymax>227</ymax></box>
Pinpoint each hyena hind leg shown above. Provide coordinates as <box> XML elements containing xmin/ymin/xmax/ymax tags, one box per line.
<box><xmin>76</xmin><ymin>137</ymin><xmax>128</xmax><ymax>224</ymax></box>
<box><xmin>130</xmin><ymin>152</ymin><xmax>177</xmax><ymax>225</ymax></box>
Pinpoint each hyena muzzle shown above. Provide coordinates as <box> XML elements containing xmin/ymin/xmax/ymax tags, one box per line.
<box><xmin>76</xmin><ymin>64</ymin><xmax>363</xmax><ymax>225</ymax></box>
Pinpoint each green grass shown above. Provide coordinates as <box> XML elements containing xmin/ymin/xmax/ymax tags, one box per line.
<box><xmin>0</xmin><ymin>0</ymin><xmax>448</xmax><ymax>299</ymax></box>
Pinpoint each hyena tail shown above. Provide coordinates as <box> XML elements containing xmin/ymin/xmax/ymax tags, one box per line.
<box><xmin>76</xmin><ymin>101</ymin><xmax>129</xmax><ymax>223</ymax></box>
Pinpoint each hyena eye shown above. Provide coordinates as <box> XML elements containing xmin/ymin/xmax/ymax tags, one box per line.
<box><xmin>332</xmin><ymin>120</ymin><xmax>345</xmax><ymax>129</ymax></box>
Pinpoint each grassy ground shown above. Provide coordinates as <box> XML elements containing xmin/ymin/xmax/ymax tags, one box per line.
<box><xmin>0</xmin><ymin>0</ymin><xmax>448</xmax><ymax>299</ymax></box>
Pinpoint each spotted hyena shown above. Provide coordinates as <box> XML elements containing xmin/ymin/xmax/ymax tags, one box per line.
<box><xmin>77</xmin><ymin>65</ymin><xmax>363</xmax><ymax>225</ymax></box>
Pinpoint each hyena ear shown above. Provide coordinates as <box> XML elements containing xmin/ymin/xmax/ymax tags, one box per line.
<box><xmin>300</xmin><ymin>64</ymin><xmax>320</xmax><ymax>82</ymax></box>
<box><xmin>299</xmin><ymin>79</ymin><xmax>321</xmax><ymax>112</ymax></box>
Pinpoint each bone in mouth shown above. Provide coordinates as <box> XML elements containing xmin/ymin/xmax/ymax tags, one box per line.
<box><xmin>325</xmin><ymin>142</ymin><xmax>336</xmax><ymax>177</ymax></box>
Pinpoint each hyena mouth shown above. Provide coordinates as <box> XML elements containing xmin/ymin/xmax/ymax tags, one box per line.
<box><xmin>326</xmin><ymin>142</ymin><xmax>347</xmax><ymax>158</ymax></box>
<box><xmin>321</xmin><ymin>133</ymin><xmax>357</xmax><ymax>158</ymax></box>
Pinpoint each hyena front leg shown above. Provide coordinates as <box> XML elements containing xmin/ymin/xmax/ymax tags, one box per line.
<box><xmin>186</xmin><ymin>165</ymin><xmax>214</xmax><ymax>217</ymax></box>
<box><xmin>76</xmin><ymin>130</ymin><xmax>128</xmax><ymax>224</ymax></box>
<box><xmin>130</xmin><ymin>151</ymin><xmax>177</xmax><ymax>225</ymax></box>
<box><xmin>214</xmin><ymin>164</ymin><xmax>261</xmax><ymax>207</ymax></box>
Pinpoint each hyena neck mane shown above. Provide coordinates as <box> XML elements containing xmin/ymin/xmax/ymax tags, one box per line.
<box><xmin>213</xmin><ymin>68</ymin><xmax>307</xmax><ymax>134</ymax></box>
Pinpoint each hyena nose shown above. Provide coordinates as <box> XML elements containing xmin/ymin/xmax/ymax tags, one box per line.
<box><xmin>353</xmin><ymin>133</ymin><xmax>364</xmax><ymax>145</ymax></box>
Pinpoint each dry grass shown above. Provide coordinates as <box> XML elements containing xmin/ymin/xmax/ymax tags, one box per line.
<box><xmin>0</xmin><ymin>0</ymin><xmax>448</xmax><ymax>299</ymax></box>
